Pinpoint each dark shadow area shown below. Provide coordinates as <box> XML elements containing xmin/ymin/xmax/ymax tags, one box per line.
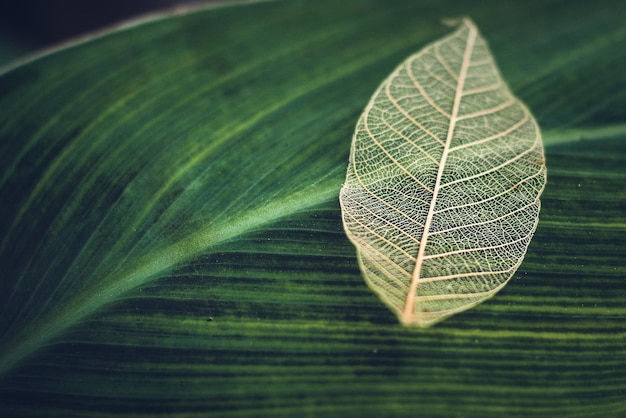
<box><xmin>0</xmin><ymin>0</ymin><xmax>234</xmax><ymax>65</ymax></box>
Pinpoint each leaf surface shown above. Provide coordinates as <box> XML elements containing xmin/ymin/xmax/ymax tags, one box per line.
<box><xmin>340</xmin><ymin>19</ymin><xmax>546</xmax><ymax>326</ymax></box>
<box><xmin>0</xmin><ymin>1</ymin><xmax>625</xmax><ymax>417</ymax></box>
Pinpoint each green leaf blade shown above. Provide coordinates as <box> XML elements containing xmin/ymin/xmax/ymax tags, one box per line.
<box><xmin>0</xmin><ymin>0</ymin><xmax>625</xmax><ymax>416</ymax></box>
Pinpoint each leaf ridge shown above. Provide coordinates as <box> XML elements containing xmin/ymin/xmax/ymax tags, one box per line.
<box><xmin>405</xmin><ymin>57</ymin><xmax>452</xmax><ymax>119</ymax></box>
<box><xmin>432</xmin><ymin>167</ymin><xmax>544</xmax><ymax>215</ymax></box>
<box><xmin>419</xmin><ymin>266</ymin><xmax>520</xmax><ymax>284</ymax></box>
<box><xmin>422</xmin><ymin>226</ymin><xmax>537</xmax><ymax>260</ymax></box>
<box><xmin>349</xmin><ymin>158</ymin><xmax>428</xmax><ymax>229</ymax></box>
<box><xmin>402</xmin><ymin>19</ymin><xmax>478</xmax><ymax>324</ymax></box>
<box><xmin>382</xmin><ymin>112</ymin><xmax>441</xmax><ymax>164</ymax></box>
<box><xmin>456</xmin><ymin>98</ymin><xmax>516</xmax><ymax>121</ymax></box>
<box><xmin>448</xmin><ymin>112</ymin><xmax>530</xmax><ymax>152</ymax></box>
<box><xmin>342</xmin><ymin>194</ymin><xmax>422</xmax><ymax>250</ymax></box>
<box><xmin>435</xmin><ymin>44</ymin><xmax>459</xmax><ymax>82</ymax></box>
<box><xmin>363</xmin><ymin>108</ymin><xmax>436</xmax><ymax>193</ymax></box>
<box><xmin>384</xmin><ymin>76</ymin><xmax>445</xmax><ymax>146</ymax></box>
<box><xmin>440</xmin><ymin>135</ymin><xmax>541</xmax><ymax>188</ymax></box>
<box><xmin>428</xmin><ymin>198</ymin><xmax>540</xmax><ymax>236</ymax></box>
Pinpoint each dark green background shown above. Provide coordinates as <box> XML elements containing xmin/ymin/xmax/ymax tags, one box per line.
<box><xmin>0</xmin><ymin>0</ymin><xmax>625</xmax><ymax>416</ymax></box>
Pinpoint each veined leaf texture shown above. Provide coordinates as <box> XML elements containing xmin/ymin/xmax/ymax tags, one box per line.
<box><xmin>339</xmin><ymin>18</ymin><xmax>546</xmax><ymax>327</ymax></box>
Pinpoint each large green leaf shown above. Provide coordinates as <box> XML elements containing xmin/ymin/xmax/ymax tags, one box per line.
<box><xmin>1</xmin><ymin>0</ymin><xmax>625</xmax><ymax>416</ymax></box>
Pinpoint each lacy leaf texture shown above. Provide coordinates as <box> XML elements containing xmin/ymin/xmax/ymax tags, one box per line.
<box><xmin>340</xmin><ymin>18</ymin><xmax>546</xmax><ymax>327</ymax></box>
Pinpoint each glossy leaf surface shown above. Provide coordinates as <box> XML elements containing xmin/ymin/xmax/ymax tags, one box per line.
<box><xmin>0</xmin><ymin>1</ymin><xmax>625</xmax><ymax>416</ymax></box>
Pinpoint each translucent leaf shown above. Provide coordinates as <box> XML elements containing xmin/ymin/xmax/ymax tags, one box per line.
<box><xmin>340</xmin><ymin>18</ymin><xmax>547</xmax><ymax>327</ymax></box>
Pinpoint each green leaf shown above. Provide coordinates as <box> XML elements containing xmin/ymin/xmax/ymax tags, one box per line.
<box><xmin>1</xmin><ymin>0</ymin><xmax>625</xmax><ymax>416</ymax></box>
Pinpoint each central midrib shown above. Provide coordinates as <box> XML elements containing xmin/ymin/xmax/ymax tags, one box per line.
<box><xmin>402</xmin><ymin>20</ymin><xmax>477</xmax><ymax>324</ymax></box>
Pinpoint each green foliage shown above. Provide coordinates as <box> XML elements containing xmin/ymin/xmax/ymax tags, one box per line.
<box><xmin>0</xmin><ymin>0</ymin><xmax>625</xmax><ymax>416</ymax></box>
